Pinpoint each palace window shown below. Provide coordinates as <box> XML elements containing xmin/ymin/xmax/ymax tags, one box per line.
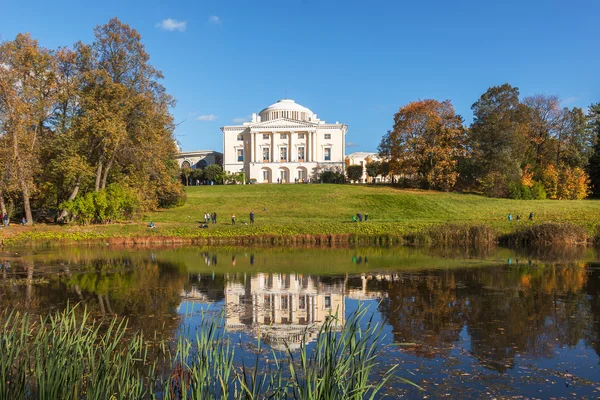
<box><xmin>298</xmin><ymin>146</ymin><xmax>305</xmax><ymax>161</ymax></box>
<box><xmin>324</xmin><ymin>133</ymin><xmax>331</xmax><ymax>139</ymax></box>
<box><xmin>324</xmin><ymin>147</ymin><xmax>331</xmax><ymax>161</ymax></box>
<box><xmin>280</xmin><ymin>133</ymin><xmax>288</xmax><ymax>139</ymax></box>
<box><xmin>281</xmin><ymin>295</ymin><xmax>289</xmax><ymax>310</ymax></box>
<box><xmin>298</xmin><ymin>133</ymin><xmax>305</xmax><ymax>139</ymax></box>
<box><xmin>299</xmin><ymin>296</ymin><xmax>306</xmax><ymax>309</ymax></box>
<box><xmin>263</xmin><ymin>147</ymin><xmax>270</xmax><ymax>162</ymax></box>
<box><xmin>324</xmin><ymin>296</ymin><xmax>331</xmax><ymax>309</ymax></box>
<box><xmin>237</xmin><ymin>149</ymin><xmax>244</xmax><ymax>162</ymax></box>
<box><xmin>237</xmin><ymin>134</ymin><xmax>243</xmax><ymax>141</ymax></box>
<box><xmin>263</xmin><ymin>133</ymin><xmax>269</xmax><ymax>140</ymax></box>
<box><xmin>280</xmin><ymin>147</ymin><xmax>288</xmax><ymax>162</ymax></box>
<box><xmin>263</xmin><ymin>170</ymin><xmax>269</xmax><ymax>181</ymax></box>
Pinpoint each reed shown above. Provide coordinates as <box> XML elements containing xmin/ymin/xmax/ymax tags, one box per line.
<box><xmin>499</xmin><ymin>222</ymin><xmax>590</xmax><ymax>247</ymax></box>
<box><xmin>0</xmin><ymin>304</ymin><xmax>409</xmax><ymax>399</ymax></box>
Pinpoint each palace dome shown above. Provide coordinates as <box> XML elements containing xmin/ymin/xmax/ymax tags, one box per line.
<box><xmin>258</xmin><ymin>99</ymin><xmax>314</xmax><ymax>122</ymax></box>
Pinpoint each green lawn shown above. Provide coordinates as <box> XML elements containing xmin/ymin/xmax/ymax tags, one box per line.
<box><xmin>2</xmin><ymin>184</ymin><xmax>599</xmax><ymax>244</ymax></box>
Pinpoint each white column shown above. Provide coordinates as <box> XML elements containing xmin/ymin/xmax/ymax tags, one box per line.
<box><xmin>271</xmin><ymin>132</ymin><xmax>275</xmax><ymax>163</ymax></box>
<box><xmin>289</xmin><ymin>131</ymin><xmax>294</xmax><ymax>162</ymax></box>
<box><xmin>312</xmin><ymin>132</ymin><xmax>317</xmax><ymax>162</ymax></box>
<box><xmin>249</xmin><ymin>132</ymin><xmax>253</xmax><ymax>163</ymax></box>
<box><xmin>306</xmin><ymin>131</ymin><xmax>310</xmax><ymax>162</ymax></box>
<box><xmin>253</xmin><ymin>132</ymin><xmax>257</xmax><ymax>162</ymax></box>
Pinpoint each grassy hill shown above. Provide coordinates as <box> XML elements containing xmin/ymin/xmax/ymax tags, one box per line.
<box><xmin>2</xmin><ymin>184</ymin><xmax>599</xmax><ymax>246</ymax></box>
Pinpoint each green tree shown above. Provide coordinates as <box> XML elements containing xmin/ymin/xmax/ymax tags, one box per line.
<box><xmin>555</xmin><ymin>107</ymin><xmax>593</xmax><ymax>169</ymax></box>
<box><xmin>469</xmin><ymin>84</ymin><xmax>530</xmax><ymax>197</ymax></box>
<box><xmin>203</xmin><ymin>164</ymin><xmax>223</xmax><ymax>183</ymax></box>
<box><xmin>346</xmin><ymin>165</ymin><xmax>363</xmax><ymax>182</ymax></box>
<box><xmin>587</xmin><ymin>103</ymin><xmax>600</xmax><ymax>198</ymax></box>
<box><xmin>379</xmin><ymin>99</ymin><xmax>466</xmax><ymax>191</ymax></box>
<box><xmin>365</xmin><ymin>161</ymin><xmax>381</xmax><ymax>182</ymax></box>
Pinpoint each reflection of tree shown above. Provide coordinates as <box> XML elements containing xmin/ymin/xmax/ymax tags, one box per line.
<box><xmin>378</xmin><ymin>271</ymin><xmax>466</xmax><ymax>358</ymax></box>
<box><xmin>585</xmin><ymin>263</ymin><xmax>600</xmax><ymax>357</ymax></box>
<box><xmin>0</xmin><ymin>257</ymin><xmax>187</xmax><ymax>337</ymax></box>
<box><xmin>66</xmin><ymin>260</ymin><xmax>186</xmax><ymax>334</ymax></box>
<box><xmin>377</xmin><ymin>265</ymin><xmax>592</xmax><ymax>371</ymax></box>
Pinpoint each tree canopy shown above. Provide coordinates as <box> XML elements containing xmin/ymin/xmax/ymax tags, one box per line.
<box><xmin>0</xmin><ymin>18</ymin><xmax>185</xmax><ymax>224</ymax></box>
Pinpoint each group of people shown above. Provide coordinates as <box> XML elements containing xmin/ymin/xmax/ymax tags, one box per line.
<box><xmin>203</xmin><ymin>212</ymin><xmax>218</xmax><ymax>224</ymax></box>
<box><xmin>1</xmin><ymin>213</ymin><xmax>27</xmax><ymax>227</ymax></box>
<box><xmin>508</xmin><ymin>212</ymin><xmax>534</xmax><ymax>221</ymax></box>
<box><xmin>230</xmin><ymin>211</ymin><xmax>255</xmax><ymax>225</ymax></box>
<box><xmin>352</xmin><ymin>213</ymin><xmax>369</xmax><ymax>222</ymax></box>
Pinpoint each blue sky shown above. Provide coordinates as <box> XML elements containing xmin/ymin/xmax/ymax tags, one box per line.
<box><xmin>2</xmin><ymin>0</ymin><xmax>599</xmax><ymax>153</ymax></box>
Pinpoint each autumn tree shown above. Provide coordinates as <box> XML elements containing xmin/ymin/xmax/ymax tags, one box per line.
<box><xmin>379</xmin><ymin>99</ymin><xmax>466</xmax><ymax>191</ymax></box>
<box><xmin>0</xmin><ymin>34</ymin><xmax>56</xmax><ymax>224</ymax></box>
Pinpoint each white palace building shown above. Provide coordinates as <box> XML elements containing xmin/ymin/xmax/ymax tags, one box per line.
<box><xmin>221</xmin><ymin>99</ymin><xmax>347</xmax><ymax>183</ymax></box>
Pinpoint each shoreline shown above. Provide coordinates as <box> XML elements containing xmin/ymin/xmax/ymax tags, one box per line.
<box><xmin>1</xmin><ymin>220</ymin><xmax>596</xmax><ymax>249</ymax></box>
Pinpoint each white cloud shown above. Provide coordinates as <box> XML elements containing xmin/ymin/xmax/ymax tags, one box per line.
<box><xmin>561</xmin><ymin>96</ymin><xmax>579</xmax><ymax>105</ymax></box>
<box><xmin>155</xmin><ymin>19</ymin><xmax>187</xmax><ymax>32</ymax></box>
<box><xmin>209</xmin><ymin>15</ymin><xmax>221</xmax><ymax>24</ymax></box>
<box><xmin>197</xmin><ymin>114</ymin><xmax>217</xmax><ymax>121</ymax></box>
<box><xmin>232</xmin><ymin>116</ymin><xmax>251</xmax><ymax>123</ymax></box>
<box><xmin>345</xmin><ymin>141</ymin><xmax>359</xmax><ymax>148</ymax></box>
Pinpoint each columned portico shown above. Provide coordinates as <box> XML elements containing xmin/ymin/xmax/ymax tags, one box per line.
<box><xmin>222</xmin><ymin>99</ymin><xmax>347</xmax><ymax>183</ymax></box>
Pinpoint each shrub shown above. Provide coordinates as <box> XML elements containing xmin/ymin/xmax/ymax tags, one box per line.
<box><xmin>530</xmin><ymin>181</ymin><xmax>547</xmax><ymax>200</ymax></box>
<box><xmin>508</xmin><ymin>182</ymin><xmax>533</xmax><ymax>200</ymax></box>
<box><xmin>60</xmin><ymin>184</ymin><xmax>142</xmax><ymax>224</ymax></box>
<box><xmin>319</xmin><ymin>170</ymin><xmax>345</xmax><ymax>183</ymax></box>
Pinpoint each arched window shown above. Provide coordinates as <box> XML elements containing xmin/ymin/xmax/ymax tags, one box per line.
<box><xmin>181</xmin><ymin>160</ymin><xmax>191</xmax><ymax>169</ymax></box>
<box><xmin>196</xmin><ymin>159</ymin><xmax>208</xmax><ymax>169</ymax></box>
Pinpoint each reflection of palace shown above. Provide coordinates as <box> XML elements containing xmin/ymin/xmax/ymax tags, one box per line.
<box><xmin>225</xmin><ymin>273</ymin><xmax>345</xmax><ymax>349</ymax></box>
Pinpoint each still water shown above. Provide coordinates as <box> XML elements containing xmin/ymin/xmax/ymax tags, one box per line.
<box><xmin>1</xmin><ymin>246</ymin><xmax>599</xmax><ymax>398</ymax></box>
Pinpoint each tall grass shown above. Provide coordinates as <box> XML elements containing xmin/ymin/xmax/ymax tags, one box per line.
<box><xmin>0</xmin><ymin>304</ymin><xmax>408</xmax><ymax>399</ymax></box>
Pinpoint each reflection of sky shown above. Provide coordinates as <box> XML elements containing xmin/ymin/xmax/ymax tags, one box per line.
<box><xmin>176</xmin><ymin>283</ymin><xmax>600</xmax><ymax>398</ymax></box>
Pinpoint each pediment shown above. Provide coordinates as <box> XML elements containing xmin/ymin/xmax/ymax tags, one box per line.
<box><xmin>249</xmin><ymin>118</ymin><xmax>317</xmax><ymax>130</ymax></box>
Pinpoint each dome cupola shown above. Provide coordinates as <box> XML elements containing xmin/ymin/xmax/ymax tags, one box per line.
<box><xmin>258</xmin><ymin>99</ymin><xmax>314</xmax><ymax>122</ymax></box>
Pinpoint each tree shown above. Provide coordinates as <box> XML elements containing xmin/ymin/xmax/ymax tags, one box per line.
<box><xmin>469</xmin><ymin>84</ymin><xmax>530</xmax><ymax>197</ymax></box>
<box><xmin>523</xmin><ymin>94</ymin><xmax>563</xmax><ymax>169</ymax></box>
<box><xmin>0</xmin><ymin>34</ymin><xmax>56</xmax><ymax>224</ymax></box>
<box><xmin>365</xmin><ymin>161</ymin><xmax>381</xmax><ymax>182</ymax></box>
<box><xmin>346</xmin><ymin>165</ymin><xmax>363</xmax><ymax>182</ymax></box>
<box><xmin>203</xmin><ymin>164</ymin><xmax>222</xmax><ymax>183</ymax></box>
<box><xmin>555</xmin><ymin>107</ymin><xmax>593</xmax><ymax>169</ymax></box>
<box><xmin>587</xmin><ymin>103</ymin><xmax>600</xmax><ymax>198</ymax></box>
<box><xmin>379</xmin><ymin>99</ymin><xmax>466</xmax><ymax>191</ymax></box>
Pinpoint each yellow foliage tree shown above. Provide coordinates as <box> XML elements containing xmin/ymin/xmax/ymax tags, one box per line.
<box><xmin>541</xmin><ymin>164</ymin><xmax>559</xmax><ymax>199</ymax></box>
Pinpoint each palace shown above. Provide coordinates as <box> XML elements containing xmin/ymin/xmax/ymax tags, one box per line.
<box><xmin>221</xmin><ymin>99</ymin><xmax>347</xmax><ymax>183</ymax></box>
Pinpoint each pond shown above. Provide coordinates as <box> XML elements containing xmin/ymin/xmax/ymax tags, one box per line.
<box><xmin>1</xmin><ymin>246</ymin><xmax>599</xmax><ymax>398</ymax></box>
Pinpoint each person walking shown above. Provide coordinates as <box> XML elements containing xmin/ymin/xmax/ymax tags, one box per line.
<box><xmin>231</xmin><ymin>213</ymin><xmax>236</xmax><ymax>225</ymax></box>
<box><xmin>2</xmin><ymin>213</ymin><xmax>8</xmax><ymax>227</ymax></box>
<box><xmin>249</xmin><ymin>211</ymin><xmax>255</xmax><ymax>224</ymax></box>
<box><xmin>528</xmin><ymin>212</ymin><xmax>534</xmax><ymax>221</ymax></box>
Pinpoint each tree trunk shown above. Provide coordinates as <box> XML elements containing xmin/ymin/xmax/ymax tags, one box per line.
<box><xmin>12</xmin><ymin>128</ymin><xmax>33</xmax><ymax>226</ymax></box>
<box><xmin>21</xmin><ymin>183</ymin><xmax>33</xmax><ymax>226</ymax></box>
<box><xmin>101</xmin><ymin>157</ymin><xmax>114</xmax><ymax>190</ymax></box>
<box><xmin>0</xmin><ymin>187</ymin><xmax>6</xmax><ymax>216</ymax></box>
<box><xmin>95</xmin><ymin>158</ymin><xmax>103</xmax><ymax>192</ymax></box>
<box><xmin>58</xmin><ymin>177</ymin><xmax>81</xmax><ymax>222</ymax></box>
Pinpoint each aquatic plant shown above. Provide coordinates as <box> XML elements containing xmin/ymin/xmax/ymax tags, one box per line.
<box><xmin>0</xmin><ymin>304</ymin><xmax>408</xmax><ymax>399</ymax></box>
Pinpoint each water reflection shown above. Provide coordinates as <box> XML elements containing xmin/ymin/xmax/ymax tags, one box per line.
<box><xmin>1</xmin><ymin>248</ymin><xmax>600</xmax><ymax>396</ymax></box>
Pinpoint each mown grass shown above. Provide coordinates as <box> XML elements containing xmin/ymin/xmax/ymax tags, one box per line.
<box><xmin>0</xmin><ymin>304</ymin><xmax>404</xmax><ymax>399</ymax></box>
<box><xmin>2</xmin><ymin>184</ymin><xmax>599</xmax><ymax>246</ymax></box>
